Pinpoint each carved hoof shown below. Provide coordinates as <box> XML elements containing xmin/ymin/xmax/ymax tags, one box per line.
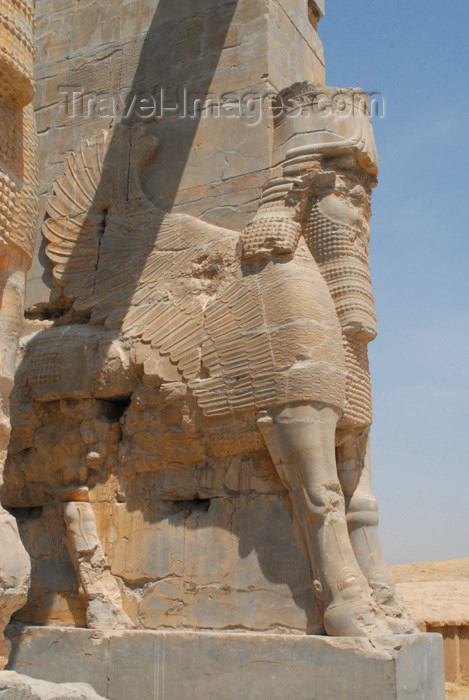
<box><xmin>324</xmin><ymin>593</ymin><xmax>395</xmax><ymax>643</ymax></box>
<box><xmin>324</xmin><ymin>597</ymin><xmax>369</xmax><ymax>637</ymax></box>
<box><xmin>384</xmin><ymin>613</ymin><xmax>418</xmax><ymax>635</ymax></box>
<box><xmin>369</xmin><ymin>577</ymin><xmax>418</xmax><ymax>635</ymax></box>
<box><xmin>86</xmin><ymin>597</ymin><xmax>134</xmax><ymax>631</ymax></box>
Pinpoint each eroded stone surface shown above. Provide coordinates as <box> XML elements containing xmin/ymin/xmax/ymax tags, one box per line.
<box><xmin>5</xmin><ymin>627</ymin><xmax>445</xmax><ymax>700</ymax></box>
<box><xmin>0</xmin><ymin>671</ymin><xmax>104</xmax><ymax>699</ymax></box>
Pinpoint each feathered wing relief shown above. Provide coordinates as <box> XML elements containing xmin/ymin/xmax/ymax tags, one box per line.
<box><xmin>191</xmin><ymin>249</ymin><xmax>346</xmax><ymax>417</ymax></box>
<box><xmin>42</xmin><ymin>128</ymin><xmax>238</xmax><ymax>388</ymax></box>
<box><xmin>191</xmin><ymin>275</ymin><xmax>278</xmax><ymax>416</ymax></box>
<box><xmin>42</xmin><ymin>128</ymin><xmax>347</xmax><ymax>419</ymax></box>
<box><xmin>44</xmin><ymin>130</ymin><xmax>119</xmax><ymax>309</ymax></box>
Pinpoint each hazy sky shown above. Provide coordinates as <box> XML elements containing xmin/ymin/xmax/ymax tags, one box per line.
<box><xmin>320</xmin><ymin>1</ymin><xmax>469</xmax><ymax>564</ymax></box>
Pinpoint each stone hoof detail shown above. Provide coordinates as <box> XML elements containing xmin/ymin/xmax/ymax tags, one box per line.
<box><xmin>85</xmin><ymin>595</ymin><xmax>133</xmax><ymax>633</ymax></box>
<box><xmin>323</xmin><ymin>592</ymin><xmax>394</xmax><ymax>643</ymax></box>
<box><xmin>322</xmin><ymin>568</ymin><xmax>395</xmax><ymax>642</ymax></box>
<box><xmin>62</xmin><ymin>495</ymin><xmax>133</xmax><ymax>631</ymax></box>
<box><xmin>369</xmin><ymin>575</ymin><xmax>418</xmax><ymax>635</ymax></box>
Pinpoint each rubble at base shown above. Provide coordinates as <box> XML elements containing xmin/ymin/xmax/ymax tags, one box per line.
<box><xmin>0</xmin><ymin>671</ymin><xmax>105</xmax><ymax>700</ymax></box>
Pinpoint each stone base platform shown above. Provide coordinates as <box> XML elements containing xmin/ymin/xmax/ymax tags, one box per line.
<box><xmin>0</xmin><ymin>671</ymin><xmax>105</xmax><ymax>699</ymax></box>
<box><xmin>6</xmin><ymin>625</ymin><xmax>445</xmax><ymax>700</ymax></box>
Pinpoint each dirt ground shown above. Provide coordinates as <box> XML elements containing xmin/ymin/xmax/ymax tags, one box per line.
<box><xmin>392</xmin><ymin>558</ymin><xmax>469</xmax><ymax>583</ymax></box>
<box><xmin>391</xmin><ymin>559</ymin><xmax>469</xmax><ymax>700</ymax></box>
<box><xmin>446</xmin><ymin>683</ymin><xmax>469</xmax><ymax>699</ymax></box>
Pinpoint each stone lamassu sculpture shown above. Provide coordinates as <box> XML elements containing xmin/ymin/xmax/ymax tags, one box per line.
<box><xmin>0</xmin><ymin>0</ymin><xmax>38</xmax><ymax>668</ymax></box>
<box><xmin>241</xmin><ymin>83</ymin><xmax>416</xmax><ymax>638</ymax></box>
<box><xmin>16</xmin><ymin>84</ymin><xmax>415</xmax><ymax>642</ymax></box>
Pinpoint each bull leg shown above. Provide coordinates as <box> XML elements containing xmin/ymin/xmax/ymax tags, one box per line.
<box><xmin>336</xmin><ymin>430</ymin><xmax>417</xmax><ymax>633</ymax></box>
<box><xmin>257</xmin><ymin>403</ymin><xmax>393</xmax><ymax>640</ymax></box>
<box><xmin>61</xmin><ymin>487</ymin><xmax>133</xmax><ymax>631</ymax></box>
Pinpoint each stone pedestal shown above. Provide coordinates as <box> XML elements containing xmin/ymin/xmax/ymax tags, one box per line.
<box><xmin>6</xmin><ymin>626</ymin><xmax>444</xmax><ymax>700</ymax></box>
<box><xmin>0</xmin><ymin>671</ymin><xmax>105</xmax><ymax>699</ymax></box>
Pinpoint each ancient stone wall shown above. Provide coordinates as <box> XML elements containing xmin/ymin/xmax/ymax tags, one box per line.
<box><xmin>0</xmin><ymin>0</ymin><xmax>38</xmax><ymax>669</ymax></box>
<box><xmin>5</xmin><ymin>0</ymin><xmax>328</xmax><ymax>636</ymax></box>
<box><xmin>27</xmin><ymin>0</ymin><xmax>325</xmax><ymax>307</ymax></box>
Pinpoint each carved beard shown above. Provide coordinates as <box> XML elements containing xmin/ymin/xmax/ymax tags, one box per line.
<box><xmin>0</xmin><ymin>104</ymin><xmax>38</xmax><ymax>259</ymax></box>
<box><xmin>304</xmin><ymin>195</ymin><xmax>376</xmax><ymax>428</ymax></box>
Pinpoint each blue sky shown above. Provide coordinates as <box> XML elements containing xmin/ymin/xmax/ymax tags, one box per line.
<box><xmin>320</xmin><ymin>1</ymin><xmax>469</xmax><ymax>564</ymax></box>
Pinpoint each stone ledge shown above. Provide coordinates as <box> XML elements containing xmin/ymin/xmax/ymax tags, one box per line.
<box><xmin>0</xmin><ymin>670</ymin><xmax>105</xmax><ymax>699</ymax></box>
<box><xmin>6</xmin><ymin>625</ymin><xmax>444</xmax><ymax>700</ymax></box>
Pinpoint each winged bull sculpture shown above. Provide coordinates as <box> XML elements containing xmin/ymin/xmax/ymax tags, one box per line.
<box><xmin>18</xmin><ymin>83</ymin><xmax>416</xmax><ymax>642</ymax></box>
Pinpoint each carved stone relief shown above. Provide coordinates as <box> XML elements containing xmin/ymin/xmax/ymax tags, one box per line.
<box><xmin>0</xmin><ymin>0</ymin><xmax>38</xmax><ymax>669</ymax></box>
<box><xmin>0</xmin><ymin>1</ymin><xmax>421</xmax><ymax>664</ymax></box>
<box><xmin>6</xmin><ymin>83</ymin><xmax>416</xmax><ymax>644</ymax></box>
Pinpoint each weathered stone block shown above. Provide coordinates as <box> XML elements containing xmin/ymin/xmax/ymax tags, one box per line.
<box><xmin>6</xmin><ymin>627</ymin><xmax>445</xmax><ymax>700</ymax></box>
<box><xmin>0</xmin><ymin>671</ymin><xmax>105</xmax><ymax>699</ymax></box>
<box><xmin>6</xmin><ymin>627</ymin><xmax>110</xmax><ymax>698</ymax></box>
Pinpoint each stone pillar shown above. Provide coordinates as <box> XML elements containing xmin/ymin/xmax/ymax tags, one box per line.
<box><xmin>0</xmin><ymin>0</ymin><xmax>38</xmax><ymax>669</ymax></box>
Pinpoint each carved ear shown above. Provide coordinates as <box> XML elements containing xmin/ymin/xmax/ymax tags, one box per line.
<box><xmin>308</xmin><ymin>1</ymin><xmax>325</xmax><ymax>23</ymax></box>
<box><xmin>127</xmin><ymin>125</ymin><xmax>159</xmax><ymax>202</ymax></box>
